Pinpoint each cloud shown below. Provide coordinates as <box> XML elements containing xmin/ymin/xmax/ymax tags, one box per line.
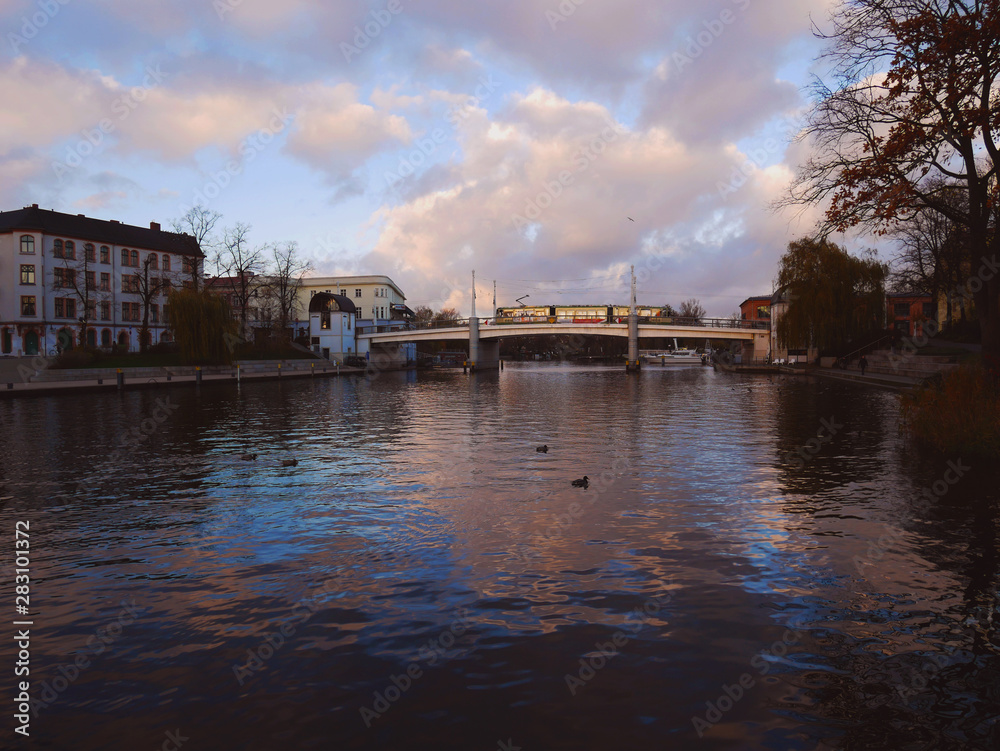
<box><xmin>284</xmin><ymin>83</ymin><xmax>412</xmax><ymax>186</ymax></box>
<box><xmin>362</xmin><ymin>86</ymin><xmax>810</xmax><ymax>314</ymax></box>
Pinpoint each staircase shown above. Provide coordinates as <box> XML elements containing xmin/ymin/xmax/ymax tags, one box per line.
<box><xmin>862</xmin><ymin>349</ymin><xmax>960</xmax><ymax>381</ymax></box>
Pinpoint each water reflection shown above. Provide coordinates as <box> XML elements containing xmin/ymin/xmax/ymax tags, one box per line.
<box><xmin>0</xmin><ymin>363</ymin><xmax>997</xmax><ymax>750</ymax></box>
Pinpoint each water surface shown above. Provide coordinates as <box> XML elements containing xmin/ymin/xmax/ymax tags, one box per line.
<box><xmin>1</xmin><ymin>363</ymin><xmax>998</xmax><ymax>750</ymax></box>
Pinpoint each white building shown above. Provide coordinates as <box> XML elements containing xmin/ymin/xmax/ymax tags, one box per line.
<box><xmin>299</xmin><ymin>275</ymin><xmax>415</xmax><ymax>365</ymax></box>
<box><xmin>0</xmin><ymin>205</ymin><xmax>203</xmax><ymax>356</ymax></box>
<box><xmin>307</xmin><ymin>292</ymin><xmax>357</xmax><ymax>361</ymax></box>
<box><xmin>297</xmin><ymin>275</ymin><xmax>413</xmax><ymax>331</ymax></box>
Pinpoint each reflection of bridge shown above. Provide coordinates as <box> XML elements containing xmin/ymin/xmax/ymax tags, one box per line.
<box><xmin>358</xmin><ymin>317</ymin><xmax>770</xmax><ymax>371</ymax></box>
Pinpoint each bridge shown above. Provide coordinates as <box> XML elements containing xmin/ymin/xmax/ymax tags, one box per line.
<box><xmin>358</xmin><ymin>317</ymin><xmax>770</xmax><ymax>371</ymax></box>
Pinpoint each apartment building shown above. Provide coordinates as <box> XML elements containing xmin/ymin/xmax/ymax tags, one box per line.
<box><xmin>0</xmin><ymin>205</ymin><xmax>203</xmax><ymax>356</ymax></box>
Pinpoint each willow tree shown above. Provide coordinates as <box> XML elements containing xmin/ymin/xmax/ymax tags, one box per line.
<box><xmin>775</xmin><ymin>237</ymin><xmax>887</xmax><ymax>354</ymax></box>
<box><xmin>785</xmin><ymin>0</ymin><xmax>1000</xmax><ymax>369</ymax></box>
<box><xmin>166</xmin><ymin>288</ymin><xmax>238</xmax><ymax>364</ymax></box>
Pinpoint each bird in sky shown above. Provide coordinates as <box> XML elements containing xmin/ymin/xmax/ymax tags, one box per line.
<box><xmin>627</xmin><ymin>217</ymin><xmax>634</xmax><ymax>222</ymax></box>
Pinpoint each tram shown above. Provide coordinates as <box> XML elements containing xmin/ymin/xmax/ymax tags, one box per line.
<box><xmin>495</xmin><ymin>305</ymin><xmax>670</xmax><ymax>324</ymax></box>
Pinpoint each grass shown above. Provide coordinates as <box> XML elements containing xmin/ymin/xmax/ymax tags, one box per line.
<box><xmin>901</xmin><ymin>362</ymin><xmax>1000</xmax><ymax>457</ymax></box>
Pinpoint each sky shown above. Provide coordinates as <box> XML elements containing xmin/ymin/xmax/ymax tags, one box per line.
<box><xmin>1</xmin><ymin>0</ymin><xmax>847</xmax><ymax>316</ymax></box>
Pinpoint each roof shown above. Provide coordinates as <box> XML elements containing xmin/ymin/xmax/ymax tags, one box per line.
<box><xmin>0</xmin><ymin>204</ymin><xmax>203</xmax><ymax>257</ymax></box>
<box><xmin>740</xmin><ymin>295</ymin><xmax>772</xmax><ymax>306</ymax></box>
<box><xmin>308</xmin><ymin>292</ymin><xmax>357</xmax><ymax>315</ymax></box>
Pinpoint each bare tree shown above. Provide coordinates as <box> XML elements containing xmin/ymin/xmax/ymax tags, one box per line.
<box><xmin>50</xmin><ymin>241</ymin><xmax>107</xmax><ymax>349</ymax></box>
<box><xmin>679</xmin><ymin>298</ymin><xmax>706</xmax><ymax>321</ymax></box>
<box><xmin>172</xmin><ymin>205</ymin><xmax>221</xmax><ymax>287</ymax></box>
<box><xmin>265</xmin><ymin>241</ymin><xmax>312</xmax><ymax>339</ymax></box>
<box><xmin>217</xmin><ymin>223</ymin><xmax>267</xmax><ymax>338</ymax></box>
<box><xmin>134</xmin><ymin>253</ymin><xmax>181</xmax><ymax>352</ymax></box>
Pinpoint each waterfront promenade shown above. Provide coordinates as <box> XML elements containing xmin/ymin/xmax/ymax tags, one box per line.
<box><xmin>0</xmin><ymin>357</ymin><xmax>365</xmax><ymax>397</ymax></box>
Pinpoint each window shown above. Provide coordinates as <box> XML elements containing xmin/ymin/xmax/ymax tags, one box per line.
<box><xmin>130</xmin><ymin>250</ymin><xmax>138</xmax><ymax>267</ymax></box>
<box><xmin>122</xmin><ymin>248</ymin><xmax>130</xmax><ymax>266</ymax></box>
<box><xmin>85</xmin><ymin>301</ymin><xmax>96</xmax><ymax>320</ymax></box>
<box><xmin>100</xmin><ymin>301</ymin><xmax>111</xmax><ymax>321</ymax></box>
<box><xmin>85</xmin><ymin>271</ymin><xmax>96</xmax><ymax>290</ymax></box>
<box><xmin>54</xmin><ymin>239</ymin><xmax>64</xmax><ymax>258</ymax></box>
<box><xmin>20</xmin><ymin>235</ymin><xmax>34</xmax><ymax>254</ymax></box>
<box><xmin>54</xmin><ymin>268</ymin><xmax>76</xmax><ymax>288</ymax></box>
<box><xmin>121</xmin><ymin>302</ymin><xmax>141</xmax><ymax>322</ymax></box>
<box><xmin>122</xmin><ymin>275</ymin><xmax>140</xmax><ymax>293</ymax></box>
<box><xmin>100</xmin><ymin>245</ymin><xmax>110</xmax><ymax>264</ymax></box>
<box><xmin>101</xmin><ymin>329</ymin><xmax>111</xmax><ymax>347</ymax></box>
<box><xmin>151</xmin><ymin>304</ymin><xmax>159</xmax><ymax>324</ymax></box>
<box><xmin>85</xmin><ymin>243</ymin><xmax>95</xmax><ymax>262</ymax></box>
<box><xmin>160</xmin><ymin>278</ymin><xmax>172</xmax><ymax>293</ymax></box>
<box><xmin>355</xmin><ymin>288</ymin><xmax>362</xmax><ymax>298</ymax></box>
<box><xmin>100</xmin><ymin>273</ymin><xmax>111</xmax><ymax>291</ymax></box>
<box><xmin>20</xmin><ymin>265</ymin><xmax>35</xmax><ymax>285</ymax></box>
<box><xmin>162</xmin><ymin>255</ymin><xmax>171</xmax><ymax>271</ymax></box>
<box><xmin>340</xmin><ymin>289</ymin><xmax>347</xmax><ymax>297</ymax></box>
<box><xmin>20</xmin><ymin>296</ymin><xmax>36</xmax><ymax>316</ymax></box>
<box><xmin>149</xmin><ymin>253</ymin><xmax>158</xmax><ymax>269</ymax></box>
<box><xmin>922</xmin><ymin>302</ymin><xmax>936</xmax><ymax>318</ymax></box>
<box><xmin>894</xmin><ymin>303</ymin><xmax>910</xmax><ymax>316</ymax></box>
<box><xmin>64</xmin><ymin>241</ymin><xmax>75</xmax><ymax>259</ymax></box>
<box><xmin>54</xmin><ymin>297</ymin><xmax>76</xmax><ymax>318</ymax></box>
<box><xmin>163</xmin><ymin>305</ymin><xmax>170</xmax><ymax>324</ymax></box>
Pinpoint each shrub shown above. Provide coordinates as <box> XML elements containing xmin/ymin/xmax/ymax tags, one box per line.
<box><xmin>52</xmin><ymin>347</ymin><xmax>99</xmax><ymax>369</ymax></box>
<box><xmin>901</xmin><ymin>364</ymin><xmax>1000</xmax><ymax>457</ymax></box>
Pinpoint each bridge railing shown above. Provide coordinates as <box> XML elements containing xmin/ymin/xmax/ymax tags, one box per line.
<box><xmin>359</xmin><ymin>316</ymin><xmax>769</xmax><ymax>335</ymax></box>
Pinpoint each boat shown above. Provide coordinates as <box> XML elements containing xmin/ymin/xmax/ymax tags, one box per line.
<box><xmin>641</xmin><ymin>339</ymin><xmax>710</xmax><ymax>365</ymax></box>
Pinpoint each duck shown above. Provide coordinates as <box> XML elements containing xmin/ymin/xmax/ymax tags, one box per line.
<box><xmin>536</xmin><ymin>445</ymin><xmax>548</xmax><ymax>453</ymax></box>
<box><xmin>571</xmin><ymin>476</ymin><xmax>589</xmax><ymax>487</ymax></box>
<box><xmin>281</xmin><ymin>459</ymin><xmax>298</xmax><ymax>467</ymax></box>
<box><xmin>241</xmin><ymin>453</ymin><xmax>258</xmax><ymax>461</ymax></box>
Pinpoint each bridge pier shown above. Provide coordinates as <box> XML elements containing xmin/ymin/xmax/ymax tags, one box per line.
<box><xmin>625</xmin><ymin>313</ymin><xmax>641</xmax><ymax>372</ymax></box>
<box><xmin>468</xmin><ymin>317</ymin><xmax>500</xmax><ymax>371</ymax></box>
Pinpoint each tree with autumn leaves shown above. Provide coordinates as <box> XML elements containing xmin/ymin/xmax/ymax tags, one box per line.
<box><xmin>786</xmin><ymin>0</ymin><xmax>1000</xmax><ymax>370</ymax></box>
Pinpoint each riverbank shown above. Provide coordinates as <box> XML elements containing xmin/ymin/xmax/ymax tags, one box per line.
<box><xmin>0</xmin><ymin>358</ymin><xmax>368</xmax><ymax>398</ymax></box>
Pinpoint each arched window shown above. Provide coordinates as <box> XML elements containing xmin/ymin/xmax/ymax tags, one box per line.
<box><xmin>121</xmin><ymin>248</ymin><xmax>130</xmax><ymax>266</ymax></box>
<box><xmin>162</xmin><ymin>255</ymin><xmax>171</xmax><ymax>271</ymax></box>
<box><xmin>100</xmin><ymin>246</ymin><xmax>110</xmax><ymax>264</ymax></box>
<box><xmin>101</xmin><ymin>329</ymin><xmax>111</xmax><ymax>348</ymax></box>
<box><xmin>130</xmin><ymin>249</ymin><xmax>138</xmax><ymax>267</ymax></box>
<box><xmin>84</xmin><ymin>243</ymin><xmax>95</xmax><ymax>262</ymax></box>
<box><xmin>53</xmin><ymin>239</ymin><xmax>63</xmax><ymax>257</ymax></box>
<box><xmin>64</xmin><ymin>241</ymin><xmax>75</xmax><ymax>259</ymax></box>
<box><xmin>19</xmin><ymin>235</ymin><xmax>34</xmax><ymax>254</ymax></box>
<box><xmin>149</xmin><ymin>253</ymin><xmax>158</xmax><ymax>269</ymax></box>
<box><xmin>86</xmin><ymin>329</ymin><xmax>97</xmax><ymax>347</ymax></box>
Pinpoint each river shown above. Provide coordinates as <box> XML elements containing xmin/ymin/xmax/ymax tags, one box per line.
<box><xmin>1</xmin><ymin>362</ymin><xmax>998</xmax><ymax>750</ymax></box>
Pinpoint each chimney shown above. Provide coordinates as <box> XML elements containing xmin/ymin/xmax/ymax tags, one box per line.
<box><xmin>110</xmin><ymin>220</ymin><xmax>119</xmax><ymax>224</ymax></box>
<box><xmin>31</xmin><ymin>204</ymin><xmax>38</xmax><ymax>209</ymax></box>
<box><xmin>150</xmin><ymin>221</ymin><xmax>160</xmax><ymax>231</ymax></box>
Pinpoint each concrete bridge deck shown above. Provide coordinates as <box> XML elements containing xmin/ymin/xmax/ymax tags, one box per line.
<box><xmin>359</xmin><ymin>320</ymin><xmax>765</xmax><ymax>343</ymax></box>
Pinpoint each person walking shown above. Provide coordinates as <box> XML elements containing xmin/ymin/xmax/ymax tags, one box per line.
<box><xmin>859</xmin><ymin>354</ymin><xmax>868</xmax><ymax>376</ymax></box>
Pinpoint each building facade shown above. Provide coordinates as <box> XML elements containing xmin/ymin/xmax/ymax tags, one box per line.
<box><xmin>739</xmin><ymin>295</ymin><xmax>771</xmax><ymax>324</ymax></box>
<box><xmin>297</xmin><ymin>275</ymin><xmax>413</xmax><ymax>330</ymax></box>
<box><xmin>308</xmin><ymin>292</ymin><xmax>357</xmax><ymax>361</ymax></box>
<box><xmin>0</xmin><ymin>205</ymin><xmax>203</xmax><ymax>356</ymax></box>
<box><xmin>887</xmin><ymin>293</ymin><xmax>936</xmax><ymax>337</ymax></box>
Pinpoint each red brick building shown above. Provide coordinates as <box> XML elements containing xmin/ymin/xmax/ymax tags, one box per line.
<box><xmin>887</xmin><ymin>293</ymin><xmax>936</xmax><ymax>337</ymax></box>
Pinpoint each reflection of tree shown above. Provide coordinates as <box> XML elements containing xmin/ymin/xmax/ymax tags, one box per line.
<box><xmin>771</xmin><ymin>380</ymin><xmax>892</xmax><ymax>500</ymax></box>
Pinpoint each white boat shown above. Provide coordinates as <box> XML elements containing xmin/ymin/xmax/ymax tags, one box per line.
<box><xmin>641</xmin><ymin>339</ymin><xmax>709</xmax><ymax>364</ymax></box>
